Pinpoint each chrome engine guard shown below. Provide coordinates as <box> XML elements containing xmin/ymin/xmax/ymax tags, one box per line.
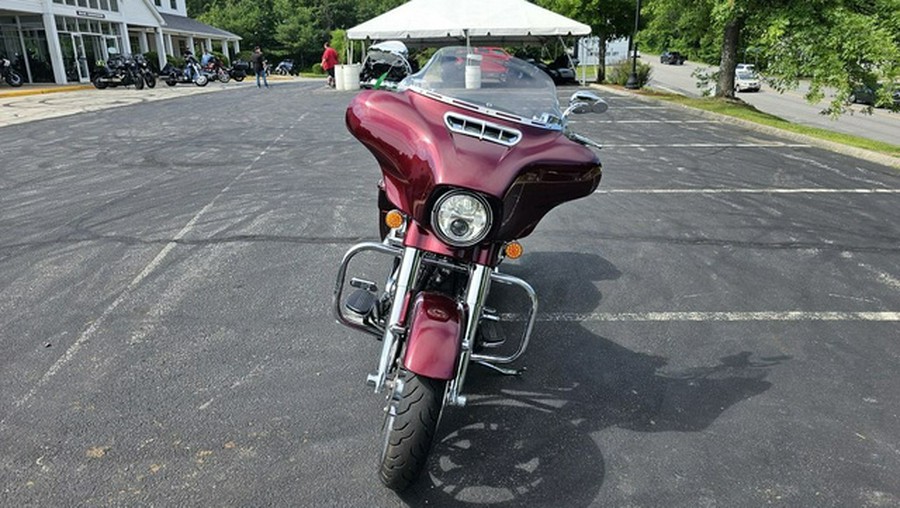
<box><xmin>333</xmin><ymin>239</ymin><xmax>539</xmax><ymax>405</ymax></box>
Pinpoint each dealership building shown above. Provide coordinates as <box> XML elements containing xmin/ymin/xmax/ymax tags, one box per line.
<box><xmin>0</xmin><ymin>0</ymin><xmax>240</xmax><ymax>84</ymax></box>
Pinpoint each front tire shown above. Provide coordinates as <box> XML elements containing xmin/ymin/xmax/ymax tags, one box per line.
<box><xmin>379</xmin><ymin>371</ymin><xmax>446</xmax><ymax>491</ymax></box>
<box><xmin>5</xmin><ymin>71</ymin><xmax>23</xmax><ymax>87</ymax></box>
<box><xmin>144</xmin><ymin>73</ymin><xmax>156</xmax><ymax>88</ymax></box>
<box><xmin>195</xmin><ymin>75</ymin><xmax>208</xmax><ymax>87</ymax></box>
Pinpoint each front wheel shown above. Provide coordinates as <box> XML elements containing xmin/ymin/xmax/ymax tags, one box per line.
<box><xmin>132</xmin><ymin>72</ymin><xmax>144</xmax><ymax>90</ymax></box>
<box><xmin>144</xmin><ymin>73</ymin><xmax>156</xmax><ymax>88</ymax></box>
<box><xmin>233</xmin><ymin>75</ymin><xmax>245</xmax><ymax>82</ymax></box>
<box><xmin>5</xmin><ymin>71</ymin><xmax>23</xmax><ymax>87</ymax></box>
<box><xmin>218</xmin><ymin>70</ymin><xmax>230</xmax><ymax>83</ymax></box>
<box><xmin>92</xmin><ymin>75</ymin><xmax>107</xmax><ymax>89</ymax></box>
<box><xmin>194</xmin><ymin>75</ymin><xmax>208</xmax><ymax>87</ymax></box>
<box><xmin>379</xmin><ymin>371</ymin><xmax>447</xmax><ymax>491</ymax></box>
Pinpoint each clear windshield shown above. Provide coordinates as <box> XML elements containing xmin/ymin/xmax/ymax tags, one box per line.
<box><xmin>399</xmin><ymin>46</ymin><xmax>563</xmax><ymax>128</ymax></box>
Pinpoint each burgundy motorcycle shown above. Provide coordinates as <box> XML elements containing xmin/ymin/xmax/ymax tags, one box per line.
<box><xmin>334</xmin><ymin>46</ymin><xmax>607</xmax><ymax>491</ymax></box>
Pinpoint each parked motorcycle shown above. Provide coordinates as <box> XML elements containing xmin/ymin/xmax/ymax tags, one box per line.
<box><xmin>228</xmin><ymin>59</ymin><xmax>249</xmax><ymax>82</ymax></box>
<box><xmin>92</xmin><ymin>50</ymin><xmax>144</xmax><ymax>90</ymax></box>
<box><xmin>1</xmin><ymin>56</ymin><xmax>23</xmax><ymax>87</ymax></box>
<box><xmin>273</xmin><ymin>58</ymin><xmax>296</xmax><ymax>75</ymax></box>
<box><xmin>334</xmin><ymin>46</ymin><xmax>608</xmax><ymax>491</ymax></box>
<box><xmin>201</xmin><ymin>56</ymin><xmax>230</xmax><ymax>83</ymax></box>
<box><xmin>160</xmin><ymin>61</ymin><xmax>208</xmax><ymax>87</ymax></box>
<box><xmin>133</xmin><ymin>53</ymin><xmax>156</xmax><ymax>88</ymax></box>
<box><xmin>359</xmin><ymin>40</ymin><xmax>414</xmax><ymax>90</ymax></box>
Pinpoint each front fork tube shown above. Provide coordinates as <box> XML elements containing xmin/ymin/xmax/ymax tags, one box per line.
<box><xmin>367</xmin><ymin>246</ymin><xmax>423</xmax><ymax>392</ymax></box>
<box><xmin>446</xmin><ymin>264</ymin><xmax>493</xmax><ymax>407</ymax></box>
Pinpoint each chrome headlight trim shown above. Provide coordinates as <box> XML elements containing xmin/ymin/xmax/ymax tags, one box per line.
<box><xmin>431</xmin><ymin>190</ymin><xmax>493</xmax><ymax>247</ymax></box>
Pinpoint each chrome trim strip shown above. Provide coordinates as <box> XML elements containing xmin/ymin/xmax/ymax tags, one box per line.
<box><xmin>444</xmin><ymin>112</ymin><xmax>522</xmax><ymax>147</ymax></box>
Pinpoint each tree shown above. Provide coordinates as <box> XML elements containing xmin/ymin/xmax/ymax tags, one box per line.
<box><xmin>538</xmin><ymin>0</ymin><xmax>639</xmax><ymax>83</ymax></box>
<box><xmin>642</xmin><ymin>0</ymin><xmax>900</xmax><ymax>113</ymax></box>
<box><xmin>199</xmin><ymin>0</ymin><xmax>278</xmax><ymax>50</ymax></box>
<box><xmin>757</xmin><ymin>0</ymin><xmax>900</xmax><ymax>114</ymax></box>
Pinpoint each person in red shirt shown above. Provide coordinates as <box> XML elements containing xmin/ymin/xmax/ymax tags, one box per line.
<box><xmin>321</xmin><ymin>41</ymin><xmax>339</xmax><ymax>88</ymax></box>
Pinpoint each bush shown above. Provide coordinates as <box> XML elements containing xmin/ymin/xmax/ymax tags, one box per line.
<box><xmin>311</xmin><ymin>63</ymin><xmax>324</xmax><ymax>75</ymax></box>
<box><xmin>212</xmin><ymin>51</ymin><xmax>230</xmax><ymax>67</ymax></box>
<box><xmin>167</xmin><ymin>54</ymin><xmax>185</xmax><ymax>68</ymax></box>
<box><xmin>607</xmin><ymin>59</ymin><xmax>652</xmax><ymax>87</ymax></box>
<box><xmin>144</xmin><ymin>51</ymin><xmax>160</xmax><ymax>73</ymax></box>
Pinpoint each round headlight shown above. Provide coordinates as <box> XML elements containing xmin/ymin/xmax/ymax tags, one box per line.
<box><xmin>431</xmin><ymin>191</ymin><xmax>492</xmax><ymax>247</ymax></box>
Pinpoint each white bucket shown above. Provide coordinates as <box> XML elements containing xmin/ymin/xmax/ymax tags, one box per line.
<box><xmin>333</xmin><ymin>64</ymin><xmax>345</xmax><ymax>90</ymax></box>
<box><xmin>465</xmin><ymin>54</ymin><xmax>482</xmax><ymax>89</ymax></box>
<box><xmin>343</xmin><ymin>64</ymin><xmax>361</xmax><ymax>90</ymax></box>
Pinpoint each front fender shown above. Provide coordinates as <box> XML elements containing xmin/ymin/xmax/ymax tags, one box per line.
<box><xmin>403</xmin><ymin>292</ymin><xmax>465</xmax><ymax>380</ymax></box>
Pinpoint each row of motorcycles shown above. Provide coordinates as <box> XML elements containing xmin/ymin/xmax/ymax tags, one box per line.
<box><xmin>92</xmin><ymin>50</ymin><xmax>250</xmax><ymax>90</ymax></box>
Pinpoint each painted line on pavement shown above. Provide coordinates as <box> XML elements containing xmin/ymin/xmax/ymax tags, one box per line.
<box><xmin>502</xmin><ymin>311</ymin><xmax>900</xmax><ymax>322</ymax></box>
<box><xmin>579</xmin><ymin>120</ymin><xmax>719</xmax><ymax>124</ymax></box>
<box><xmin>594</xmin><ymin>188</ymin><xmax>900</xmax><ymax>194</ymax></box>
<box><xmin>1</xmin><ymin>112</ymin><xmax>310</xmax><ymax>423</ymax></box>
<box><xmin>603</xmin><ymin>143</ymin><xmax>812</xmax><ymax>148</ymax></box>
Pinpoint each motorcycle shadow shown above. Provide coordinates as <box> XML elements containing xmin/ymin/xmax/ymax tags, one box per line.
<box><xmin>401</xmin><ymin>251</ymin><xmax>789</xmax><ymax>507</ymax></box>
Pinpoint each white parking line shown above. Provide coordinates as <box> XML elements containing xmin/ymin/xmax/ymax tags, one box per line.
<box><xmin>579</xmin><ymin>120</ymin><xmax>718</xmax><ymax>124</ymax></box>
<box><xmin>595</xmin><ymin>188</ymin><xmax>900</xmax><ymax>194</ymax></box>
<box><xmin>502</xmin><ymin>311</ymin><xmax>900</xmax><ymax>322</ymax></box>
<box><xmin>1</xmin><ymin>113</ymin><xmax>309</xmax><ymax>424</ymax></box>
<box><xmin>603</xmin><ymin>143</ymin><xmax>812</xmax><ymax>148</ymax></box>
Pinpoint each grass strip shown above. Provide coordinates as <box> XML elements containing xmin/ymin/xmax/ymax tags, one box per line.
<box><xmin>635</xmin><ymin>88</ymin><xmax>900</xmax><ymax>158</ymax></box>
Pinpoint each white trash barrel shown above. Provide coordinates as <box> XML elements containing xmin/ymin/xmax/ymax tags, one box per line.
<box><xmin>465</xmin><ymin>54</ymin><xmax>482</xmax><ymax>89</ymax></box>
<box><xmin>343</xmin><ymin>63</ymin><xmax>361</xmax><ymax>90</ymax></box>
<box><xmin>334</xmin><ymin>64</ymin><xmax>345</xmax><ymax>90</ymax></box>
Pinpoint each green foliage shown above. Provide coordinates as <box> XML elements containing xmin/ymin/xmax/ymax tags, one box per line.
<box><xmin>538</xmin><ymin>0</ymin><xmax>640</xmax><ymax>81</ymax></box>
<box><xmin>167</xmin><ymin>54</ymin><xmax>185</xmax><ymax>68</ymax></box>
<box><xmin>311</xmin><ymin>63</ymin><xmax>324</xmax><ymax>74</ymax></box>
<box><xmin>607</xmin><ymin>58</ymin><xmax>652</xmax><ymax>86</ymax></box>
<box><xmin>329</xmin><ymin>28</ymin><xmax>347</xmax><ymax>64</ymax></box>
<box><xmin>144</xmin><ymin>51</ymin><xmax>160</xmax><ymax>73</ymax></box>
<box><xmin>641</xmin><ymin>0</ymin><xmax>900</xmax><ymax>115</ymax></box>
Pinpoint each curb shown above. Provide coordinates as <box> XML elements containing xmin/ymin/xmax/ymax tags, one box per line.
<box><xmin>0</xmin><ymin>84</ymin><xmax>94</xmax><ymax>99</ymax></box>
<box><xmin>590</xmin><ymin>84</ymin><xmax>900</xmax><ymax>170</ymax></box>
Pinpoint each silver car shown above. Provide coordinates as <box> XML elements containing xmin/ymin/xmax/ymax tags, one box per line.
<box><xmin>735</xmin><ymin>70</ymin><xmax>761</xmax><ymax>92</ymax></box>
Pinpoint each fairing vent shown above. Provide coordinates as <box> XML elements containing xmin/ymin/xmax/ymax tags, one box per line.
<box><xmin>444</xmin><ymin>113</ymin><xmax>522</xmax><ymax>147</ymax></box>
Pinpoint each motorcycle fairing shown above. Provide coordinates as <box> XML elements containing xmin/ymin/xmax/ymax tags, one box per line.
<box><xmin>403</xmin><ymin>291</ymin><xmax>465</xmax><ymax>380</ymax></box>
<box><xmin>346</xmin><ymin>90</ymin><xmax>601</xmax><ymax>242</ymax></box>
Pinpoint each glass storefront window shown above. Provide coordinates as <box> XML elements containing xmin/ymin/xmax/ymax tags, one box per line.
<box><xmin>110</xmin><ymin>0</ymin><xmax>118</xmax><ymax>12</ymax></box>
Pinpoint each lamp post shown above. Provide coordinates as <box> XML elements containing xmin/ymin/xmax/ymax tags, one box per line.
<box><xmin>624</xmin><ymin>0</ymin><xmax>642</xmax><ymax>89</ymax></box>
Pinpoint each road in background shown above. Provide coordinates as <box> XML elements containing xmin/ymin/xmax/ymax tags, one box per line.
<box><xmin>643</xmin><ymin>54</ymin><xmax>900</xmax><ymax>146</ymax></box>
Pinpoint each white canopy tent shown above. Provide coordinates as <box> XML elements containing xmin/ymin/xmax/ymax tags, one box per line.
<box><xmin>346</xmin><ymin>0</ymin><xmax>591</xmax><ymax>50</ymax></box>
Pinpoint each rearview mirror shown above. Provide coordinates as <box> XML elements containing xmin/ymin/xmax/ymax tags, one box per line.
<box><xmin>568</xmin><ymin>91</ymin><xmax>609</xmax><ymax>113</ymax></box>
<box><xmin>562</xmin><ymin>91</ymin><xmax>609</xmax><ymax>119</ymax></box>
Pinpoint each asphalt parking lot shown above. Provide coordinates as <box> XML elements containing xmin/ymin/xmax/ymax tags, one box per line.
<box><xmin>0</xmin><ymin>81</ymin><xmax>898</xmax><ymax>506</ymax></box>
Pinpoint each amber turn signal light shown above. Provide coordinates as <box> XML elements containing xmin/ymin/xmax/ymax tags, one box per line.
<box><xmin>504</xmin><ymin>241</ymin><xmax>523</xmax><ymax>259</ymax></box>
<box><xmin>385</xmin><ymin>210</ymin><xmax>405</xmax><ymax>229</ymax></box>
